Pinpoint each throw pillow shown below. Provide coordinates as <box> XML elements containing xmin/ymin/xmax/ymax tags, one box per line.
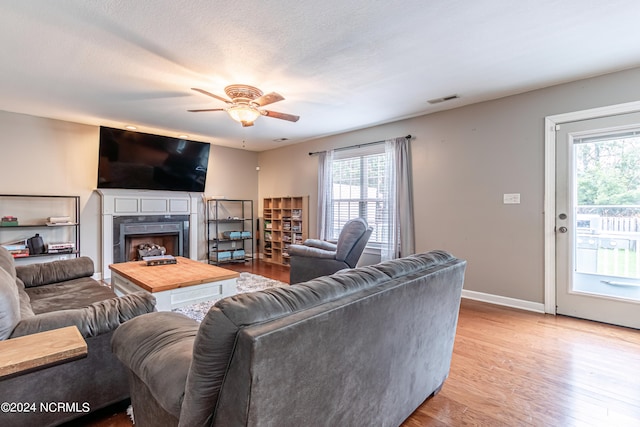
<box><xmin>0</xmin><ymin>246</ymin><xmax>16</xmax><ymax>280</ymax></box>
<box><xmin>0</xmin><ymin>267</ymin><xmax>20</xmax><ymax>340</ymax></box>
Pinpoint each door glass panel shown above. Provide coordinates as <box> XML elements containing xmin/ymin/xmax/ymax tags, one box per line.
<box><xmin>573</xmin><ymin>131</ymin><xmax>640</xmax><ymax>301</ymax></box>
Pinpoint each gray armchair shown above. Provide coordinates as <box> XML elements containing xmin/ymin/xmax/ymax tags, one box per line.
<box><xmin>288</xmin><ymin>217</ymin><xmax>373</xmax><ymax>284</ymax></box>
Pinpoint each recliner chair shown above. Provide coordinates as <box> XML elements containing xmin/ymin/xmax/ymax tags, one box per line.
<box><xmin>288</xmin><ymin>217</ymin><xmax>373</xmax><ymax>284</ymax></box>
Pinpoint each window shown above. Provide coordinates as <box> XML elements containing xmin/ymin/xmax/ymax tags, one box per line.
<box><xmin>328</xmin><ymin>145</ymin><xmax>389</xmax><ymax>245</ymax></box>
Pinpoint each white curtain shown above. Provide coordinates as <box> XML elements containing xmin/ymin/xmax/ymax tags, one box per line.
<box><xmin>317</xmin><ymin>150</ymin><xmax>334</xmax><ymax>240</ymax></box>
<box><xmin>381</xmin><ymin>137</ymin><xmax>415</xmax><ymax>261</ymax></box>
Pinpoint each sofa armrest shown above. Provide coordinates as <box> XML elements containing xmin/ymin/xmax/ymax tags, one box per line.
<box><xmin>288</xmin><ymin>244</ymin><xmax>336</xmax><ymax>259</ymax></box>
<box><xmin>9</xmin><ymin>291</ymin><xmax>156</xmax><ymax>338</ymax></box>
<box><xmin>303</xmin><ymin>239</ymin><xmax>338</xmax><ymax>251</ymax></box>
<box><xmin>111</xmin><ymin>312</ymin><xmax>200</xmax><ymax>418</ymax></box>
<box><xmin>15</xmin><ymin>257</ymin><xmax>95</xmax><ymax>288</ymax></box>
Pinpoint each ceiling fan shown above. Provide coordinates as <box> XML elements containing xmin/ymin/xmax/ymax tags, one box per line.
<box><xmin>188</xmin><ymin>84</ymin><xmax>300</xmax><ymax>127</ymax></box>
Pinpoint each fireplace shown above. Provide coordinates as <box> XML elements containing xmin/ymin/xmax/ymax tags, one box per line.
<box><xmin>113</xmin><ymin>215</ymin><xmax>189</xmax><ymax>263</ymax></box>
<box><xmin>97</xmin><ymin>189</ymin><xmax>200</xmax><ymax>280</ymax></box>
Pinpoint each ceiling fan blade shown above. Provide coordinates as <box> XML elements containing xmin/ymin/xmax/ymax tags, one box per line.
<box><xmin>252</xmin><ymin>92</ymin><xmax>285</xmax><ymax>107</ymax></box>
<box><xmin>241</xmin><ymin>121</ymin><xmax>254</xmax><ymax>127</ymax></box>
<box><xmin>263</xmin><ymin>110</ymin><xmax>300</xmax><ymax>122</ymax></box>
<box><xmin>191</xmin><ymin>88</ymin><xmax>233</xmax><ymax>104</ymax></box>
<box><xmin>187</xmin><ymin>108</ymin><xmax>225</xmax><ymax>112</ymax></box>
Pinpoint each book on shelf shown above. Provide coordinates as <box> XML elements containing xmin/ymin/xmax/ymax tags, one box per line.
<box><xmin>46</xmin><ymin>248</ymin><xmax>75</xmax><ymax>254</ymax></box>
<box><xmin>11</xmin><ymin>251</ymin><xmax>30</xmax><ymax>258</ymax></box>
<box><xmin>48</xmin><ymin>242</ymin><xmax>75</xmax><ymax>250</ymax></box>
<box><xmin>1</xmin><ymin>242</ymin><xmax>29</xmax><ymax>257</ymax></box>
<box><xmin>2</xmin><ymin>244</ymin><xmax>27</xmax><ymax>251</ymax></box>
<box><xmin>46</xmin><ymin>242</ymin><xmax>75</xmax><ymax>254</ymax></box>
<box><xmin>48</xmin><ymin>216</ymin><xmax>71</xmax><ymax>224</ymax></box>
<box><xmin>1</xmin><ymin>216</ymin><xmax>19</xmax><ymax>226</ymax></box>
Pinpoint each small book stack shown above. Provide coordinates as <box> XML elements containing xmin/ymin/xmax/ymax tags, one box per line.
<box><xmin>2</xmin><ymin>243</ymin><xmax>29</xmax><ymax>258</ymax></box>
<box><xmin>47</xmin><ymin>242</ymin><xmax>75</xmax><ymax>254</ymax></box>
<box><xmin>1</xmin><ymin>216</ymin><xmax>18</xmax><ymax>227</ymax></box>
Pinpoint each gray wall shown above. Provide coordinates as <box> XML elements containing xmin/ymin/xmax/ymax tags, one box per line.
<box><xmin>3</xmin><ymin>66</ymin><xmax>640</xmax><ymax>303</ymax></box>
<box><xmin>257</xmin><ymin>67</ymin><xmax>640</xmax><ymax>304</ymax></box>
<box><xmin>0</xmin><ymin>110</ymin><xmax>259</xmax><ymax>275</ymax></box>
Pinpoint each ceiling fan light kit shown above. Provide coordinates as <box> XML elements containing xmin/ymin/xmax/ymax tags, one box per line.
<box><xmin>189</xmin><ymin>84</ymin><xmax>299</xmax><ymax>127</ymax></box>
<box><xmin>227</xmin><ymin>105</ymin><xmax>261</xmax><ymax>126</ymax></box>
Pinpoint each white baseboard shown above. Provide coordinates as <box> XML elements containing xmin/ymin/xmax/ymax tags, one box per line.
<box><xmin>462</xmin><ymin>289</ymin><xmax>545</xmax><ymax>313</ymax></box>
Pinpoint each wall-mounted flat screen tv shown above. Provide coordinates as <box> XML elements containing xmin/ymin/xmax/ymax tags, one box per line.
<box><xmin>97</xmin><ymin>126</ymin><xmax>210</xmax><ymax>192</ymax></box>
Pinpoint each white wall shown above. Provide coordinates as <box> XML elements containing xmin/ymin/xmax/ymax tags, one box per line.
<box><xmin>257</xmin><ymin>67</ymin><xmax>640</xmax><ymax>304</ymax></box>
<box><xmin>0</xmin><ymin>111</ymin><xmax>259</xmax><ymax>275</ymax></box>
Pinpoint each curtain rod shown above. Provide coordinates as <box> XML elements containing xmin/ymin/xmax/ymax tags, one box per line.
<box><xmin>308</xmin><ymin>134</ymin><xmax>412</xmax><ymax>156</ymax></box>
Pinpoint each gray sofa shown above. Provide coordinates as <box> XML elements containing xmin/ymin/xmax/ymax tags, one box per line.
<box><xmin>0</xmin><ymin>246</ymin><xmax>156</xmax><ymax>427</ymax></box>
<box><xmin>112</xmin><ymin>250</ymin><xmax>466</xmax><ymax>427</ymax></box>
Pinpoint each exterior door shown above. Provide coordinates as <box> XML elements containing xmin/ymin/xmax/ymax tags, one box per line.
<box><xmin>556</xmin><ymin>113</ymin><xmax>640</xmax><ymax>329</ymax></box>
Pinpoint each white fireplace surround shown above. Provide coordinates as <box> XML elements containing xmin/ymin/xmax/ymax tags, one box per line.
<box><xmin>97</xmin><ymin>189</ymin><xmax>200</xmax><ymax>280</ymax></box>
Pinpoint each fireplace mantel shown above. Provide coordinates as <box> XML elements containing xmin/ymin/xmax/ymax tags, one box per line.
<box><xmin>96</xmin><ymin>189</ymin><xmax>200</xmax><ymax>279</ymax></box>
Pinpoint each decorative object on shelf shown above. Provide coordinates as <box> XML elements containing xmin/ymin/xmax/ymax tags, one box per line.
<box><xmin>222</xmin><ymin>231</ymin><xmax>243</xmax><ymax>240</ymax></box>
<box><xmin>27</xmin><ymin>234</ymin><xmax>45</xmax><ymax>255</ymax></box>
<box><xmin>206</xmin><ymin>198</ymin><xmax>254</xmax><ymax>265</ymax></box>
<box><xmin>261</xmin><ymin>196</ymin><xmax>309</xmax><ymax>267</ymax></box>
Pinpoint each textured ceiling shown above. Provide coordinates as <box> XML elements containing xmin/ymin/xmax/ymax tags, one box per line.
<box><xmin>1</xmin><ymin>0</ymin><xmax>640</xmax><ymax>151</ymax></box>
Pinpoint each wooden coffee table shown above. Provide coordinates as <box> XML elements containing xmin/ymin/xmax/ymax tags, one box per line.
<box><xmin>109</xmin><ymin>257</ymin><xmax>239</xmax><ymax>311</ymax></box>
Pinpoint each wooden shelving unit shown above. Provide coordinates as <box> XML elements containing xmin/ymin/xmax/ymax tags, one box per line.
<box><xmin>261</xmin><ymin>196</ymin><xmax>308</xmax><ymax>266</ymax></box>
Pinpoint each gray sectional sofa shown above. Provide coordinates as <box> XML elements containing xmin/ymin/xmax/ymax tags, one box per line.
<box><xmin>0</xmin><ymin>247</ymin><xmax>155</xmax><ymax>427</ymax></box>
<box><xmin>112</xmin><ymin>250</ymin><xmax>466</xmax><ymax>427</ymax></box>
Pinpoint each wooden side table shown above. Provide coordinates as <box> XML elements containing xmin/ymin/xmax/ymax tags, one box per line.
<box><xmin>0</xmin><ymin>326</ymin><xmax>87</xmax><ymax>379</ymax></box>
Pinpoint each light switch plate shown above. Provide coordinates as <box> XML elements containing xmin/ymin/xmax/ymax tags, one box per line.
<box><xmin>503</xmin><ymin>193</ymin><xmax>521</xmax><ymax>204</ymax></box>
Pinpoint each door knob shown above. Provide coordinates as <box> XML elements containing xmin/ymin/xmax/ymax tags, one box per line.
<box><xmin>558</xmin><ymin>226</ymin><xmax>568</xmax><ymax>233</ymax></box>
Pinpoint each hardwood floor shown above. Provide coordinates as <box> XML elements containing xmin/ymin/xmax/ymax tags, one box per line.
<box><xmin>71</xmin><ymin>260</ymin><xmax>640</xmax><ymax>426</ymax></box>
<box><xmin>403</xmin><ymin>300</ymin><xmax>640</xmax><ymax>426</ymax></box>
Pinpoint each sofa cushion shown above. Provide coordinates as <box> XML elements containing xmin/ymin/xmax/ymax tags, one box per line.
<box><xmin>16</xmin><ymin>256</ymin><xmax>94</xmax><ymax>288</ymax></box>
<box><xmin>371</xmin><ymin>250</ymin><xmax>456</xmax><ymax>279</ymax></box>
<box><xmin>0</xmin><ymin>246</ymin><xmax>16</xmax><ymax>280</ymax></box>
<box><xmin>12</xmin><ymin>291</ymin><xmax>156</xmax><ymax>339</ymax></box>
<box><xmin>0</xmin><ymin>267</ymin><xmax>20</xmax><ymax>340</ymax></box>
<box><xmin>111</xmin><ymin>312</ymin><xmax>199</xmax><ymax>418</ymax></box>
<box><xmin>15</xmin><ymin>277</ymin><xmax>35</xmax><ymax>319</ymax></box>
<box><xmin>26</xmin><ymin>278</ymin><xmax>117</xmax><ymax>314</ymax></box>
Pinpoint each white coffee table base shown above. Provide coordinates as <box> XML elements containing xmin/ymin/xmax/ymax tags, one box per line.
<box><xmin>111</xmin><ymin>273</ymin><xmax>237</xmax><ymax>312</ymax></box>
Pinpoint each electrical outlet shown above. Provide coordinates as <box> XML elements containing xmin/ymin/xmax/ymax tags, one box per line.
<box><xmin>503</xmin><ymin>193</ymin><xmax>521</xmax><ymax>204</ymax></box>
<box><xmin>231</xmin><ymin>241</ymin><xmax>236</xmax><ymax>248</ymax></box>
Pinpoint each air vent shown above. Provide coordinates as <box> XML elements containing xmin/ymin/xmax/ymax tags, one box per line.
<box><xmin>427</xmin><ymin>94</ymin><xmax>459</xmax><ymax>105</ymax></box>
